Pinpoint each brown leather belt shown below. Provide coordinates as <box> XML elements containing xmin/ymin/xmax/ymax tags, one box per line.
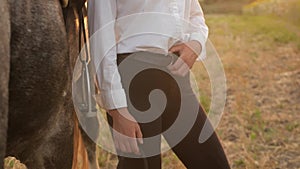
<box><xmin>117</xmin><ymin>51</ymin><xmax>178</xmax><ymax>67</ymax></box>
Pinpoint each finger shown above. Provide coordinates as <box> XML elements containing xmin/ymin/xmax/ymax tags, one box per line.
<box><xmin>136</xmin><ymin>126</ymin><xmax>143</xmax><ymax>144</ymax></box>
<box><xmin>168</xmin><ymin>57</ymin><xmax>184</xmax><ymax>71</ymax></box>
<box><xmin>129</xmin><ymin>135</ymin><xmax>140</xmax><ymax>155</ymax></box>
<box><xmin>113</xmin><ymin>132</ymin><xmax>120</xmax><ymax>148</ymax></box>
<box><xmin>119</xmin><ymin>141</ymin><xmax>127</xmax><ymax>153</ymax></box>
<box><xmin>113</xmin><ymin>135</ymin><xmax>120</xmax><ymax>151</ymax></box>
<box><xmin>175</xmin><ymin>63</ymin><xmax>190</xmax><ymax>77</ymax></box>
<box><xmin>117</xmin><ymin>135</ymin><xmax>127</xmax><ymax>153</ymax></box>
<box><xmin>169</xmin><ymin>44</ymin><xmax>182</xmax><ymax>53</ymax></box>
<box><xmin>124</xmin><ymin>139</ymin><xmax>132</xmax><ymax>153</ymax></box>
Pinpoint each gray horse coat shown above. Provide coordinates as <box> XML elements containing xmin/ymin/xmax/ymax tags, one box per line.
<box><xmin>0</xmin><ymin>0</ymin><xmax>99</xmax><ymax>168</ymax></box>
<box><xmin>0</xmin><ymin>0</ymin><xmax>10</xmax><ymax>167</ymax></box>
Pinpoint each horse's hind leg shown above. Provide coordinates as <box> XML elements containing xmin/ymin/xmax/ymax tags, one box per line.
<box><xmin>0</xmin><ymin>0</ymin><xmax>10</xmax><ymax>167</ymax></box>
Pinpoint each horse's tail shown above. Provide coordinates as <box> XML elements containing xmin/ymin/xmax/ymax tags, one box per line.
<box><xmin>72</xmin><ymin>113</ymin><xmax>89</xmax><ymax>169</ymax></box>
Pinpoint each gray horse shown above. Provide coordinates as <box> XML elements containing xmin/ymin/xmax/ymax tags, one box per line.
<box><xmin>0</xmin><ymin>0</ymin><xmax>99</xmax><ymax>168</ymax></box>
<box><xmin>0</xmin><ymin>0</ymin><xmax>10</xmax><ymax>167</ymax></box>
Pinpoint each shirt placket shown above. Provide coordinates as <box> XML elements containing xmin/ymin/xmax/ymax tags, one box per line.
<box><xmin>169</xmin><ymin>0</ymin><xmax>182</xmax><ymax>39</ymax></box>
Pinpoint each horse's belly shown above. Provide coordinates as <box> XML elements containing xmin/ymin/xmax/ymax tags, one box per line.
<box><xmin>8</xmin><ymin>0</ymin><xmax>69</xmax><ymax>143</ymax></box>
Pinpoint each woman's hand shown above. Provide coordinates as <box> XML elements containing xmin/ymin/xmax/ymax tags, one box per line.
<box><xmin>168</xmin><ymin>40</ymin><xmax>202</xmax><ymax>77</ymax></box>
<box><xmin>108</xmin><ymin>108</ymin><xmax>143</xmax><ymax>154</ymax></box>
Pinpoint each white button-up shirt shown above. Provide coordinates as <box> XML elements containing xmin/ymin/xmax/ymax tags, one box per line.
<box><xmin>88</xmin><ymin>0</ymin><xmax>209</xmax><ymax>110</ymax></box>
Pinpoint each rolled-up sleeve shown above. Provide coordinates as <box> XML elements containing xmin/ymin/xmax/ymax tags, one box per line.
<box><xmin>88</xmin><ymin>0</ymin><xmax>127</xmax><ymax>110</ymax></box>
<box><xmin>189</xmin><ymin>0</ymin><xmax>209</xmax><ymax>60</ymax></box>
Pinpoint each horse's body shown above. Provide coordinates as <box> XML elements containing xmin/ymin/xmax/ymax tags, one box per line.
<box><xmin>0</xmin><ymin>0</ymin><xmax>99</xmax><ymax>168</ymax></box>
<box><xmin>0</xmin><ymin>0</ymin><xmax>10</xmax><ymax>167</ymax></box>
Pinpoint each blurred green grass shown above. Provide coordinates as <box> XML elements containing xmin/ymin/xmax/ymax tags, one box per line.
<box><xmin>243</xmin><ymin>0</ymin><xmax>300</xmax><ymax>26</ymax></box>
<box><xmin>206</xmin><ymin>14</ymin><xmax>300</xmax><ymax>49</ymax></box>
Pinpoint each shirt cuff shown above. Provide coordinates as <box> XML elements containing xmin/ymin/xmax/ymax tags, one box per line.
<box><xmin>189</xmin><ymin>32</ymin><xmax>207</xmax><ymax>61</ymax></box>
<box><xmin>94</xmin><ymin>89</ymin><xmax>128</xmax><ymax>110</ymax></box>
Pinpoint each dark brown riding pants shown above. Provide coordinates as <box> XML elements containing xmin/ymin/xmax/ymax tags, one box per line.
<box><xmin>107</xmin><ymin>52</ymin><xmax>230</xmax><ymax>169</ymax></box>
